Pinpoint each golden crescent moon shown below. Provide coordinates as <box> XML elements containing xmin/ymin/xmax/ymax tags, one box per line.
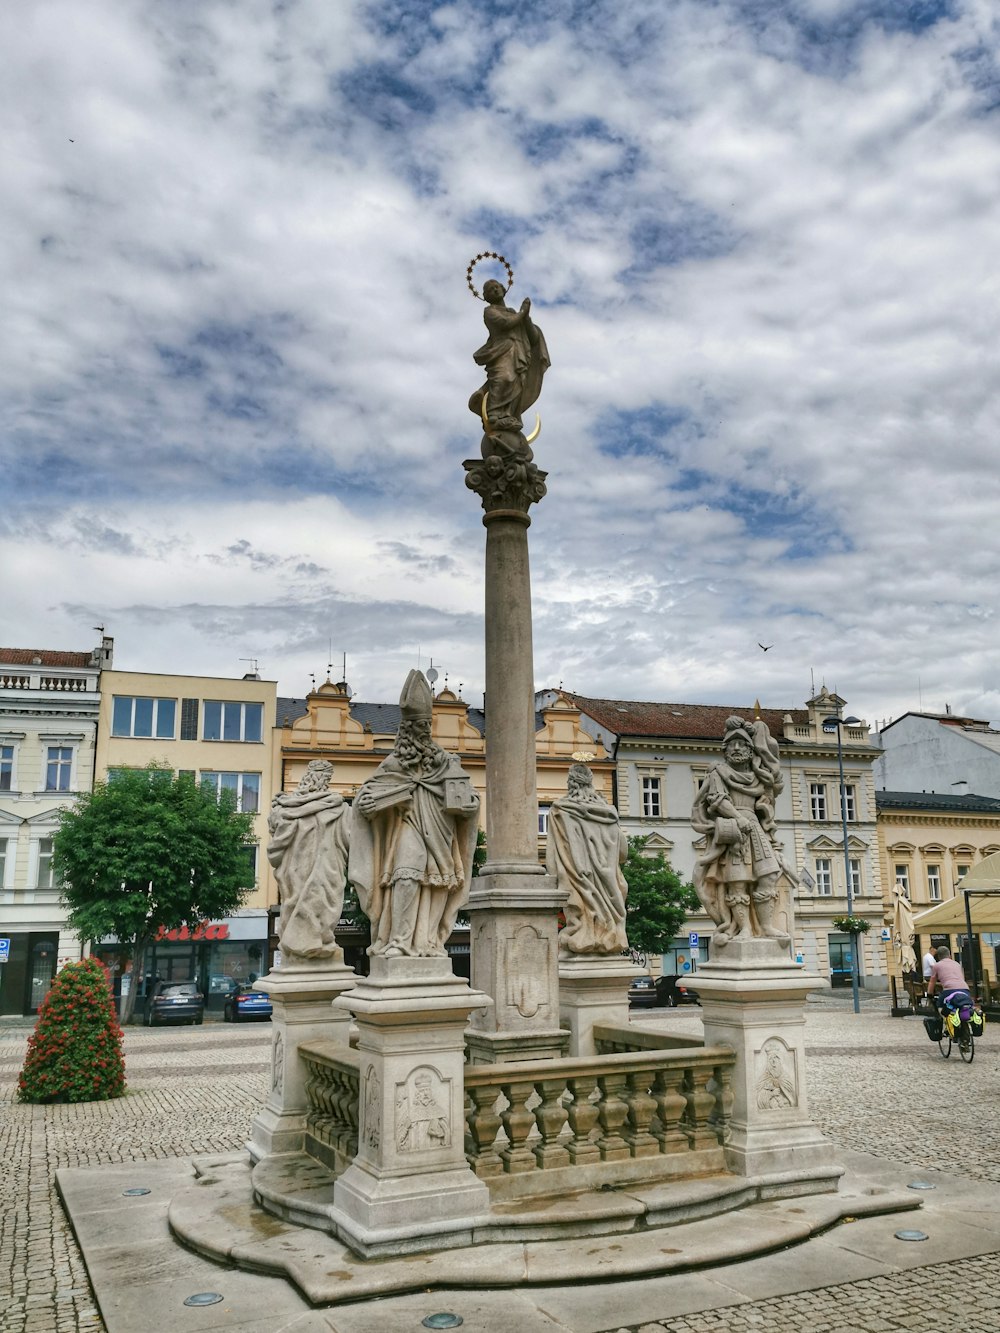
<box><xmin>525</xmin><ymin>414</ymin><xmax>541</xmax><ymax>443</ymax></box>
<box><xmin>480</xmin><ymin>392</ymin><xmax>492</xmax><ymax>433</ymax></box>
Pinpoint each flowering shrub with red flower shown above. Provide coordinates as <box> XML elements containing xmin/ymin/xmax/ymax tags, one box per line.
<box><xmin>18</xmin><ymin>957</ymin><xmax>126</xmax><ymax>1103</ymax></box>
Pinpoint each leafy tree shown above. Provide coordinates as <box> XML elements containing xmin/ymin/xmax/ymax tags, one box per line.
<box><xmin>19</xmin><ymin>957</ymin><xmax>126</xmax><ymax>1103</ymax></box>
<box><xmin>622</xmin><ymin>835</ymin><xmax>699</xmax><ymax>956</ymax></box>
<box><xmin>54</xmin><ymin>765</ymin><xmax>255</xmax><ymax>1024</ymax></box>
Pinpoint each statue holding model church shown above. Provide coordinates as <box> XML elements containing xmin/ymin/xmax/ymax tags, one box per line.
<box><xmin>349</xmin><ymin>669</ymin><xmax>480</xmax><ymax>959</ymax></box>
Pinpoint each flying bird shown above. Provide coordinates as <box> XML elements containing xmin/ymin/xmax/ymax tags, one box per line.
<box><xmin>758</xmin><ymin>643</ymin><xmax>773</xmax><ymax>652</ymax></box>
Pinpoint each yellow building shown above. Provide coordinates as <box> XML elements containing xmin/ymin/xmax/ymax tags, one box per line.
<box><xmin>876</xmin><ymin>788</ymin><xmax>1000</xmax><ymax>995</ymax></box>
<box><xmin>94</xmin><ymin>667</ymin><xmax>277</xmax><ymax>1007</ymax></box>
<box><xmin>275</xmin><ymin>679</ymin><xmax>612</xmax><ymax>841</ymax></box>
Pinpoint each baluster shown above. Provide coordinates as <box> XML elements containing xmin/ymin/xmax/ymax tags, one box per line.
<box><xmin>465</xmin><ymin>1083</ymin><xmax>504</xmax><ymax>1178</ymax></box>
<box><xmin>709</xmin><ymin>1063</ymin><xmax>734</xmax><ymax>1145</ymax></box>
<box><xmin>499</xmin><ymin>1079</ymin><xmax>538</xmax><ymax>1173</ymax></box>
<box><xmin>622</xmin><ymin>1070</ymin><xmax>659</xmax><ymax>1157</ymax></box>
<box><xmin>532</xmin><ymin>1077</ymin><xmax>570</xmax><ymax>1169</ymax></box>
<box><xmin>684</xmin><ymin>1065</ymin><xmax>719</xmax><ymax>1150</ymax></box>
<box><xmin>651</xmin><ymin>1067</ymin><xmax>689</xmax><ymax>1154</ymax></box>
<box><xmin>344</xmin><ymin>1070</ymin><xmax>360</xmax><ymax>1158</ymax></box>
<box><xmin>595</xmin><ymin>1071</ymin><xmax>630</xmax><ymax>1161</ymax></box>
<box><xmin>565</xmin><ymin>1075</ymin><xmax>600</xmax><ymax>1165</ymax></box>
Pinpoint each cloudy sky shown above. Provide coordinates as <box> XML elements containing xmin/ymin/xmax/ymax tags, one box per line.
<box><xmin>4</xmin><ymin>0</ymin><xmax>1000</xmax><ymax>727</ymax></box>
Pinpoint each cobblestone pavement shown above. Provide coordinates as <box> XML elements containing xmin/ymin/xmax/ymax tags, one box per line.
<box><xmin>0</xmin><ymin>995</ymin><xmax>997</xmax><ymax>1332</ymax></box>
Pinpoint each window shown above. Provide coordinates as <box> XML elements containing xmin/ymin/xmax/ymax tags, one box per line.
<box><xmin>956</xmin><ymin>863</ymin><xmax>970</xmax><ymax>884</ymax></box>
<box><xmin>180</xmin><ymin>698</ymin><xmax>199</xmax><ymax>741</ymax></box>
<box><xmin>37</xmin><ymin>838</ymin><xmax>55</xmax><ymax>889</ymax></box>
<box><xmin>894</xmin><ymin>864</ymin><xmax>910</xmax><ymax>894</ymax></box>
<box><xmin>641</xmin><ymin>776</ymin><xmax>661</xmax><ymax>817</ymax></box>
<box><xmin>538</xmin><ymin>804</ymin><xmax>550</xmax><ymax>836</ymax></box>
<box><xmin>201</xmin><ymin>772</ymin><xmax>260</xmax><ymax>813</ymax></box>
<box><xmin>927</xmin><ymin>865</ymin><xmax>942</xmax><ymax>901</ymax></box>
<box><xmin>111</xmin><ymin>696</ymin><xmax>176</xmax><ymax>739</ymax></box>
<box><xmin>203</xmin><ymin>700</ymin><xmax>263</xmax><ymax>743</ymax></box>
<box><xmin>0</xmin><ymin>837</ymin><xmax>8</xmax><ymax>888</ymax></box>
<box><xmin>809</xmin><ymin>783</ymin><xmax>827</xmax><ymax>820</ymax></box>
<box><xmin>242</xmin><ymin>843</ymin><xmax>258</xmax><ymax>885</ymax></box>
<box><xmin>839</xmin><ymin>784</ymin><xmax>856</xmax><ymax>821</ymax></box>
<box><xmin>815</xmin><ymin>858</ymin><xmax>832</xmax><ymax>895</ymax></box>
<box><xmin>849</xmin><ymin>858</ymin><xmax>862</xmax><ymax>897</ymax></box>
<box><xmin>45</xmin><ymin>747</ymin><xmax>72</xmax><ymax>791</ymax></box>
<box><xmin>0</xmin><ymin>744</ymin><xmax>13</xmax><ymax>791</ymax></box>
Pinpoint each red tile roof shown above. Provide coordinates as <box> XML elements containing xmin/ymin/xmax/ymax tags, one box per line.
<box><xmin>0</xmin><ymin>648</ymin><xmax>93</xmax><ymax>668</ymax></box>
<box><xmin>565</xmin><ymin>694</ymin><xmax>808</xmax><ymax>741</ymax></box>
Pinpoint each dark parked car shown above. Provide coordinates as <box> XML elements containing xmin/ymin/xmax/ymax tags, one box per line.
<box><xmin>223</xmin><ymin>985</ymin><xmax>272</xmax><ymax>1023</ymax></box>
<box><xmin>627</xmin><ymin>975</ymin><xmax>660</xmax><ymax>1008</ymax></box>
<box><xmin>143</xmin><ymin>981</ymin><xmax>204</xmax><ymax>1026</ymax></box>
<box><xmin>655</xmin><ymin>974</ymin><xmax>700</xmax><ymax>1007</ymax></box>
<box><xmin>628</xmin><ymin>974</ymin><xmax>701</xmax><ymax>1009</ymax></box>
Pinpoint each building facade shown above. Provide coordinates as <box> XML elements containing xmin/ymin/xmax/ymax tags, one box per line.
<box><xmin>92</xmin><ymin>667</ymin><xmax>278</xmax><ymax>1009</ymax></box>
<box><xmin>0</xmin><ymin>638</ymin><xmax>113</xmax><ymax>1015</ymax></box>
<box><xmin>876</xmin><ymin>789</ymin><xmax>1000</xmax><ymax>993</ymax></box>
<box><xmin>875</xmin><ymin>709</ymin><xmax>1000</xmax><ymax>796</ymax></box>
<box><xmin>543</xmin><ymin>687</ymin><xmax>885</xmax><ymax>988</ymax></box>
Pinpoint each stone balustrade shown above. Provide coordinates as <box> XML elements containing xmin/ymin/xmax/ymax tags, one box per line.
<box><xmin>299</xmin><ymin>1033</ymin><xmax>736</xmax><ymax>1204</ymax></box>
<box><xmin>0</xmin><ymin>675</ymin><xmax>30</xmax><ymax>689</ymax></box>
<box><xmin>300</xmin><ymin>1043</ymin><xmax>361</xmax><ymax>1173</ymax></box>
<box><xmin>463</xmin><ymin>1045</ymin><xmax>734</xmax><ymax>1200</ymax></box>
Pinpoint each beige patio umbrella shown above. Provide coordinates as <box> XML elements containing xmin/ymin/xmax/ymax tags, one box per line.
<box><xmin>891</xmin><ymin>883</ymin><xmax>917</xmax><ymax>974</ymax></box>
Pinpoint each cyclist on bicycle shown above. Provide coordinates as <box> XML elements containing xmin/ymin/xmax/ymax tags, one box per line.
<box><xmin>926</xmin><ymin>946</ymin><xmax>972</xmax><ymax>1020</ymax></box>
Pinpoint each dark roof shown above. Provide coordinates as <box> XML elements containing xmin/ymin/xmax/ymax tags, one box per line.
<box><xmin>881</xmin><ymin>710</ymin><xmax>994</xmax><ymax>732</ymax></box>
<box><xmin>0</xmin><ymin>648</ymin><xmax>93</xmax><ymax>668</ymax></box>
<box><xmin>565</xmin><ymin>694</ymin><xmax>807</xmax><ymax>741</ymax></box>
<box><xmin>876</xmin><ymin>790</ymin><xmax>1000</xmax><ymax>814</ymax></box>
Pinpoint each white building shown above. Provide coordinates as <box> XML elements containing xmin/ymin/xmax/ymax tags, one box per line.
<box><xmin>0</xmin><ymin>637</ymin><xmax>113</xmax><ymax>1015</ymax></box>
<box><xmin>875</xmin><ymin>710</ymin><xmax>1000</xmax><ymax>797</ymax></box>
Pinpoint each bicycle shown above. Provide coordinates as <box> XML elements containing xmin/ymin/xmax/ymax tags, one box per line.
<box><xmin>932</xmin><ymin>996</ymin><xmax>977</xmax><ymax>1063</ymax></box>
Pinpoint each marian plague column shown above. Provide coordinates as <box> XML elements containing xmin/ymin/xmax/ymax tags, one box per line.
<box><xmin>463</xmin><ymin>253</ymin><xmax>567</xmax><ymax>1063</ymax></box>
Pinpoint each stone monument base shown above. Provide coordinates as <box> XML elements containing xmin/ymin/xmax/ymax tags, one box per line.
<box><xmin>249</xmin><ymin>960</ymin><xmax>358</xmax><ymax>1161</ymax></box>
<box><xmin>466</xmin><ymin>870</ymin><xmax>570</xmax><ymax>1064</ymax></box>
<box><xmin>695</xmin><ymin>953</ymin><xmax>839</xmax><ymax>1182</ymax></box>
<box><xmin>558</xmin><ymin>952</ymin><xmax>640</xmax><ymax>1057</ymax></box>
<box><xmin>327</xmin><ymin>956</ymin><xmax>493</xmax><ymax>1257</ymax></box>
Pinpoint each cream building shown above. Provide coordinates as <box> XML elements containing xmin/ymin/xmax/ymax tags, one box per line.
<box><xmin>93</xmin><ymin>667</ymin><xmax>277</xmax><ymax>1008</ymax></box>
<box><xmin>876</xmin><ymin>788</ymin><xmax>1000</xmax><ymax>995</ymax></box>
<box><xmin>0</xmin><ymin>637</ymin><xmax>113</xmax><ymax>1015</ymax></box>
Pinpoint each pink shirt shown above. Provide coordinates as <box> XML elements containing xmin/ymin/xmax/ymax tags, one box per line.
<box><xmin>929</xmin><ymin>958</ymin><xmax>968</xmax><ymax>993</ymax></box>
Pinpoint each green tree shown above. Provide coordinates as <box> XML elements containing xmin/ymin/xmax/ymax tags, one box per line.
<box><xmin>54</xmin><ymin>765</ymin><xmax>255</xmax><ymax>1024</ymax></box>
<box><xmin>18</xmin><ymin>957</ymin><xmax>126</xmax><ymax>1103</ymax></box>
<box><xmin>622</xmin><ymin>835</ymin><xmax>699</xmax><ymax>956</ymax></box>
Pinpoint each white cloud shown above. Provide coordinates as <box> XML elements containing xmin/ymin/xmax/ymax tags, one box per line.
<box><xmin>3</xmin><ymin>0</ymin><xmax>1000</xmax><ymax>732</ymax></box>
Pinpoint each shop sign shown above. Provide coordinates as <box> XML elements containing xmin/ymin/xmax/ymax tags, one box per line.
<box><xmin>0</xmin><ymin>938</ymin><xmax>10</xmax><ymax>963</ymax></box>
<box><xmin>154</xmin><ymin>922</ymin><xmax>230</xmax><ymax>943</ymax></box>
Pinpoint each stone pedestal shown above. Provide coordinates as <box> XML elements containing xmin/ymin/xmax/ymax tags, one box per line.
<box><xmin>695</xmin><ymin>946</ymin><xmax>840</xmax><ymax>1186</ymax></box>
<box><xmin>330</xmin><ymin>957</ymin><xmax>493</xmax><ymax>1254</ymax></box>
<box><xmin>466</xmin><ymin>873</ymin><xmax>569</xmax><ymax>1064</ymax></box>
<box><xmin>249</xmin><ymin>961</ymin><xmax>358</xmax><ymax>1161</ymax></box>
<box><xmin>559</xmin><ymin>953</ymin><xmax>639</xmax><ymax>1057</ymax></box>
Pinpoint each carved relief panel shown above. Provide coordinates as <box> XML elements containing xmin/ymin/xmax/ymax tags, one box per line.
<box><xmin>505</xmin><ymin>924</ymin><xmax>551</xmax><ymax>1020</ymax></box>
<box><xmin>394</xmin><ymin>1065</ymin><xmax>452</xmax><ymax>1154</ymax></box>
<box><xmin>754</xmin><ymin>1036</ymin><xmax>799</xmax><ymax>1111</ymax></box>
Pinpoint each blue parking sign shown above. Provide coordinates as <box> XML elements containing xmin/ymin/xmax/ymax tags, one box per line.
<box><xmin>688</xmin><ymin>932</ymin><xmax>699</xmax><ymax>948</ymax></box>
<box><xmin>0</xmin><ymin>938</ymin><xmax>10</xmax><ymax>963</ymax></box>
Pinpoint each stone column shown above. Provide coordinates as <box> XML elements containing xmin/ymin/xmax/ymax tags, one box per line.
<box><xmin>463</xmin><ymin>456</ymin><xmax>568</xmax><ymax>1063</ymax></box>
<box><xmin>330</xmin><ymin>958</ymin><xmax>493</xmax><ymax>1255</ymax></box>
<box><xmin>695</xmin><ymin>944</ymin><xmax>841</xmax><ymax>1189</ymax></box>
<box><xmin>249</xmin><ymin>961</ymin><xmax>358</xmax><ymax>1160</ymax></box>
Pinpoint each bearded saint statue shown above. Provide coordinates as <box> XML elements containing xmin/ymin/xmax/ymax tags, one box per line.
<box><xmin>349</xmin><ymin>670</ymin><xmax>480</xmax><ymax>959</ymax></box>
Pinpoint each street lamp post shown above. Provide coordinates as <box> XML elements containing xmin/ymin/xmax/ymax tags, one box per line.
<box><xmin>822</xmin><ymin>714</ymin><xmax>863</xmax><ymax>1015</ymax></box>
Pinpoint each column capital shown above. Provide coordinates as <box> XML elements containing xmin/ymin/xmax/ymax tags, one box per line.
<box><xmin>463</xmin><ymin>455</ymin><xmax>547</xmax><ymax>514</ymax></box>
